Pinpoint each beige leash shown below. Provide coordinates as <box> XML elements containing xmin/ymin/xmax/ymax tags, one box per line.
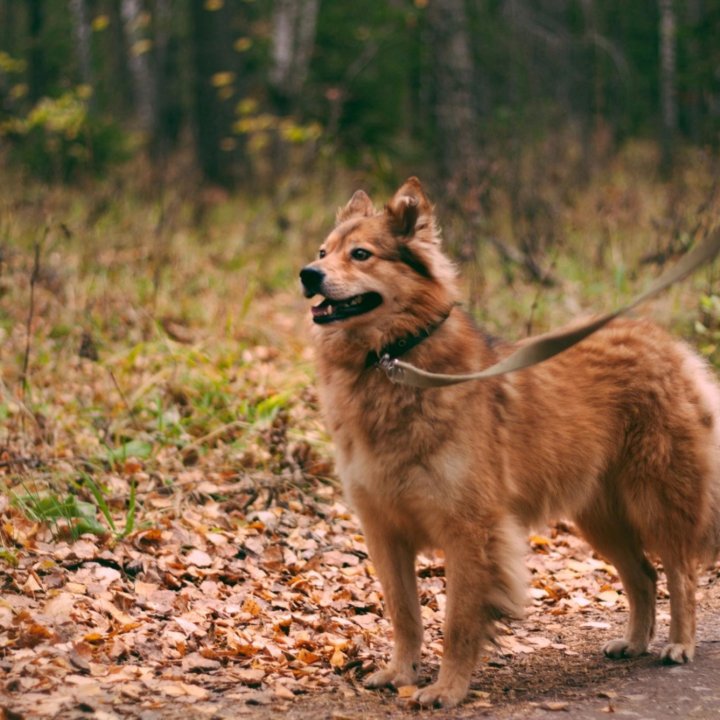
<box><xmin>381</xmin><ymin>229</ymin><xmax>720</xmax><ymax>389</ymax></box>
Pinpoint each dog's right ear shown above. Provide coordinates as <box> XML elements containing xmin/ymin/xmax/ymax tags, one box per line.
<box><xmin>385</xmin><ymin>177</ymin><xmax>436</xmax><ymax>242</ymax></box>
<box><xmin>336</xmin><ymin>190</ymin><xmax>374</xmax><ymax>225</ymax></box>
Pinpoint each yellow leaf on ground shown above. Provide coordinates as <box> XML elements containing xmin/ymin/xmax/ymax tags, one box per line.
<box><xmin>330</xmin><ymin>648</ymin><xmax>346</xmax><ymax>668</ymax></box>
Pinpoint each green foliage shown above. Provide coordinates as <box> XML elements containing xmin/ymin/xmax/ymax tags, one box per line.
<box><xmin>233</xmin><ymin>107</ymin><xmax>323</xmax><ymax>151</ymax></box>
<box><xmin>12</xmin><ymin>475</ymin><xmax>138</xmax><ymax>542</ymax></box>
<box><xmin>1</xmin><ymin>86</ymin><xmax>129</xmax><ymax>180</ymax></box>
<box><xmin>79</xmin><ymin>473</ymin><xmax>137</xmax><ymax>539</ymax></box>
<box><xmin>0</xmin><ymin>50</ymin><xmax>26</xmax><ymax>75</ymax></box>
<box><xmin>694</xmin><ymin>294</ymin><xmax>720</xmax><ymax>366</ymax></box>
<box><xmin>0</xmin><ymin>547</ymin><xmax>18</xmax><ymax>566</ymax></box>
<box><xmin>106</xmin><ymin>439</ymin><xmax>154</xmax><ymax>465</ymax></box>
<box><xmin>13</xmin><ymin>490</ymin><xmax>108</xmax><ymax>540</ymax></box>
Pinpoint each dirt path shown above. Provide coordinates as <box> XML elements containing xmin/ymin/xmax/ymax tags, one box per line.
<box><xmin>282</xmin><ymin>602</ymin><xmax>720</xmax><ymax>720</ymax></box>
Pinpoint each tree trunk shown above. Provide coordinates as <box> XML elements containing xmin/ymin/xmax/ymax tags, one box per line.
<box><xmin>1</xmin><ymin>1</ymin><xmax>18</xmax><ymax>59</ymax></box>
<box><xmin>269</xmin><ymin>0</ymin><xmax>319</xmax><ymax>115</ymax></box>
<box><xmin>426</xmin><ymin>0</ymin><xmax>481</xmax><ymax>191</ymax></box>
<box><xmin>658</xmin><ymin>0</ymin><xmax>677</xmax><ymax>175</ymax></box>
<box><xmin>150</xmin><ymin>0</ymin><xmax>181</xmax><ymax>155</ymax></box>
<box><xmin>27</xmin><ymin>0</ymin><xmax>45</xmax><ymax>102</ymax></box>
<box><xmin>121</xmin><ymin>0</ymin><xmax>156</xmax><ymax>134</ymax></box>
<box><xmin>105</xmin><ymin>0</ymin><xmax>134</xmax><ymax>120</ymax></box>
<box><xmin>685</xmin><ymin>0</ymin><xmax>702</xmax><ymax>143</ymax></box>
<box><xmin>190</xmin><ymin>0</ymin><xmax>240</xmax><ymax>186</ymax></box>
<box><xmin>69</xmin><ymin>0</ymin><xmax>94</xmax><ymax>89</ymax></box>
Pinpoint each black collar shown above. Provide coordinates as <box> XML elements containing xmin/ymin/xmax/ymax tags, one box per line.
<box><xmin>365</xmin><ymin>308</ymin><xmax>452</xmax><ymax>368</ymax></box>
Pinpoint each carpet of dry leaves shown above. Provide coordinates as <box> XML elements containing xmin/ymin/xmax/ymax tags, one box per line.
<box><xmin>2</xmin><ymin>165</ymin><xmax>720</xmax><ymax>719</ymax></box>
<box><xmin>3</xmin><ymin>469</ymin><xmax>719</xmax><ymax>720</ymax></box>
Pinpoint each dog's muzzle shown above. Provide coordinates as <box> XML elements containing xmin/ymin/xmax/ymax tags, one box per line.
<box><xmin>300</xmin><ymin>266</ymin><xmax>325</xmax><ymax>298</ymax></box>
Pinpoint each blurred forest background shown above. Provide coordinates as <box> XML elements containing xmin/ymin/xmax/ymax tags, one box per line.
<box><xmin>2</xmin><ymin>0</ymin><xmax>720</xmax><ymax>189</ymax></box>
<box><xmin>2</xmin><ymin>0</ymin><xmax>720</xmax><ymax>286</ymax></box>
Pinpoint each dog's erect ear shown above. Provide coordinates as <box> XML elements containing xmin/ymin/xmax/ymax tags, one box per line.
<box><xmin>336</xmin><ymin>190</ymin><xmax>374</xmax><ymax>225</ymax></box>
<box><xmin>385</xmin><ymin>177</ymin><xmax>435</xmax><ymax>240</ymax></box>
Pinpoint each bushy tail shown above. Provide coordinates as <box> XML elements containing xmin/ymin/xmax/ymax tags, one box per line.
<box><xmin>703</xmin><ymin>426</ymin><xmax>720</xmax><ymax>566</ymax></box>
<box><xmin>684</xmin><ymin>348</ymin><xmax>720</xmax><ymax>566</ymax></box>
<box><xmin>710</xmin><ymin>499</ymin><xmax>720</xmax><ymax>566</ymax></box>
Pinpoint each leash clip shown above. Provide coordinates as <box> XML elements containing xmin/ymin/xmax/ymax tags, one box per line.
<box><xmin>378</xmin><ymin>354</ymin><xmax>404</xmax><ymax>384</ymax></box>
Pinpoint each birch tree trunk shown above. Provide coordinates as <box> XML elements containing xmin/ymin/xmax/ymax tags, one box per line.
<box><xmin>270</xmin><ymin>0</ymin><xmax>320</xmax><ymax>115</ymax></box>
<box><xmin>427</xmin><ymin>0</ymin><xmax>481</xmax><ymax>190</ymax></box>
<box><xmin>658</xmin><ymin>0</ymin><xmax>677</xmax><ymax>174</ymax></box>
<box><xmin>121</xmin><ymin>0</ymin><xmax>156</xmax><ymax>134</ymax></box>
<box><xmin>69</xmin><ymin>0</ymin><xmax>94</xmax><ymax>90</ymax></box>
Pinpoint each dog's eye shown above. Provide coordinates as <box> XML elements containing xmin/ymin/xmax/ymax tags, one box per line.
<box><xmin>318</xmin><ymin>248</ymin><xmax>326</xmax><ymax>259</ymax></box>
<box><xmin>351</xmin><ymin>248</ymin><xmax>372</xmax><ymax>261</ymax></box>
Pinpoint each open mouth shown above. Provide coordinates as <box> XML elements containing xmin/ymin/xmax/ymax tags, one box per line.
<box><xmin>311</xmin><ymin>292</ymin><xmax>382</xmax><ymax>324</ymax></box>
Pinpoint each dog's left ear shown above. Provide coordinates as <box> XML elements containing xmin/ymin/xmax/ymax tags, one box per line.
<box><xmin>336</xmin><ymin>190</ymin><xmax>374</xmax><ymax>225</ymax></box>
<box><xmin>385</xmin><ymin>177</ymin><xmax>435</xmax><ymax>242</ymax></box>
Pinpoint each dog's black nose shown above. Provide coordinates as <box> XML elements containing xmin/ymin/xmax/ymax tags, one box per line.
<box><xmin>300</xmin><ymin>266</ymin><xmax>325</xmax><ymax>297</ymax></box>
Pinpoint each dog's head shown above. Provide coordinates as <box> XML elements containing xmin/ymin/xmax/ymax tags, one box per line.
<box><xmin>300</xmin><ymin>178</ymin><xmax>458</xmax><ymax>339</ymax></box>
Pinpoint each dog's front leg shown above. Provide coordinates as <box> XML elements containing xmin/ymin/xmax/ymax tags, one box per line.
<box><xmin>414</xmin><ymin>538</ymin><xmax>490</xmax><ymax>708</ymax></box>
<box><xmin>360</xmin><ymin>515</ymin><xmax>423</xmax><ymax>690</ymax></box>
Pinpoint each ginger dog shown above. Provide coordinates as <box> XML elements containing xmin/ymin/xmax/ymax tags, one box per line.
<box><xmin>300</xmin><ymin>178</ymin><xmax>720</xmax><ymax>708</ymax></box>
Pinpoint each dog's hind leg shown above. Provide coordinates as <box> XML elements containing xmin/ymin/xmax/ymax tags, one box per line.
<box><xmin>575</xmin><ymin>507</ymin><xmax>657</xmax><ymax>659</ymax></box>
<box><xmin>360</xmin><ymin>519</ymin><xmax>423</xmax><ymax>690</ymax></box>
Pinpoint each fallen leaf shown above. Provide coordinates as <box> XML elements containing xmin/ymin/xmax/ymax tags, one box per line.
<box><xmin>274</xmin><ymin>685</ymin><xmax>295</xmax><ymax>700</ymax></box>
<box><xmin>330</xmin><ymin>648</ymin><xmax>346</xmax><ymax>668</ymax></box>
<box><xmin>540</xmin><ymin>700</ymin><xmax>570</xmax><ymax>711</ymax></box>
<box><xmin>234</xmin><ymin>668</ymin><xmax>265</xmax><ymax>686</ymax></box>
<box><xmin>296</xmin><ymin>648</ymin><xmax>320</xmax><ymax>664</ymax></box>
<box><xmin>185</xmin><ymin>549</ymin><xmax>212</xmax><ymax>568</ymax></box>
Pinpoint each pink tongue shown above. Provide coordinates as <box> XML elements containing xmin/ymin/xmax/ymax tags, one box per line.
<box><xmin>311</xmin><ymin>299</ymin><xmax>333</xmax><ymax>317</ymax></box>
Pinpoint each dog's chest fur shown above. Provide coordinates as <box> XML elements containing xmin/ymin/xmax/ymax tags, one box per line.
<box><xmin>314</xmin><ymin>345</ymin><xmax>507</xmax><ymax>542</ymax></box>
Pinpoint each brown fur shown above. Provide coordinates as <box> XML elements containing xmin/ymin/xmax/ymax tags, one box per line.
<box><xmin>301</xmin><ymin>178</ymin><xmax>720</xmax><ymax>708</ymax></box>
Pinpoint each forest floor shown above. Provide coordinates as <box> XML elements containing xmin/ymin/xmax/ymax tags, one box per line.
<box><xmin>2</xmin><ymin>152</ymin><xmax>720</xmax><ymax>719</ymax></box>
<box><xmin>2</xmin><ymin>472</ymin><xmax>719</xmax><ymax>720</ymax></box>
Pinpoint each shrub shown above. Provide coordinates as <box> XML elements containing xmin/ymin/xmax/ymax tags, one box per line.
<box><xmin>1</xmin><ymin>85</ymin><xmax>129</xmax><ymax>181</ymax></box>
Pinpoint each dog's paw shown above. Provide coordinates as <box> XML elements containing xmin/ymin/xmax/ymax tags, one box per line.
<box><xmin>413</xmin><ymin>681</ymin><xmax>468</xmax><ymax>709</ymax></box>
<box><xmin>364</xmin><ymin>665</ymin><xmax>418</xmax><ymax>690</ymax></box>
<box><xmin>603</xmin><ymin>638</ymin><xmax>648</xmax><ymax>659</ymax></box>
<box><xmin>660</xmin><ymin>643</ymin><xmax>694</xmax><ymax>664</ymax></box>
